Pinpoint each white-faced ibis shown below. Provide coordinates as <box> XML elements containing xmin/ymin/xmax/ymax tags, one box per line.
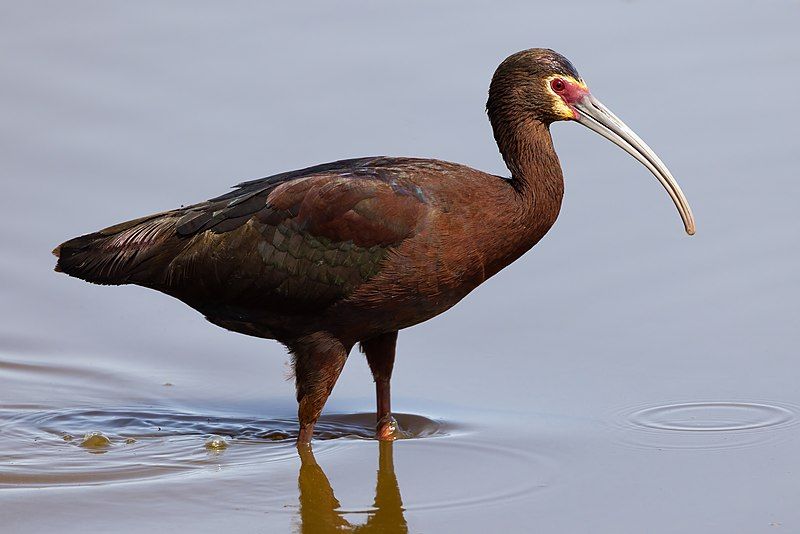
<box><xmin>54</xmin><ymin>49</ymin><xmax>695</xmax><ymax>444</ymax></box>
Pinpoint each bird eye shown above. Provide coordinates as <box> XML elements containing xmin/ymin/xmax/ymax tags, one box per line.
<box><xmin>551</xmin><ymin>79</ymin><xmax>566</xmax><ymax>93</ymax></box>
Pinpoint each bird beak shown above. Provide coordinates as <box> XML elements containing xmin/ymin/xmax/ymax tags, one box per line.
<box><xmin>572</xmin><ymin>93</ymin><xmax>696</xmax><ymax>235</ymax></box>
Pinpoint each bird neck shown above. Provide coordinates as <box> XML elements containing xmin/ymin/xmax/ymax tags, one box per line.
<box><xmin>460</xmin><ymin>112</ymin><xmax>565</xmax><ymax>284</ymax></box>
<box><xmin>491</xmin><ymin>115</ymin><xmax>565</xmax><ymax>228</ymax></box>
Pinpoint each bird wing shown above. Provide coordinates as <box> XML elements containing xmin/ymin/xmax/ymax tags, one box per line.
<box><xmin>168</xmin><ymin>160</ymin><xmax>431</xmax><ymax>311</ymax></box>
<box><xmin>55</xmin><ymin>158</ymin><xmax>432</xmax><ymax>314</ymax></box>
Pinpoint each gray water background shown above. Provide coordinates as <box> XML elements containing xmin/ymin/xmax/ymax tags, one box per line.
<box><xmin>1</xmin><ymin>1</ymin><xmax>799</xmax><ymax>532</ymax></box>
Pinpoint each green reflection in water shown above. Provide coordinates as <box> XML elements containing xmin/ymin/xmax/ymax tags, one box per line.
<box><xmin>297</xmin><ymin>441</ymin><xmax>407</xmax><ymax>533</ymax></box>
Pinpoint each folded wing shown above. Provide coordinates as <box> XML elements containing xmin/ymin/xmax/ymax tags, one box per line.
<box><xmin>55</xmin><ymin>158</ymin><xmax>431</xmax><ymax>313</ymax></box>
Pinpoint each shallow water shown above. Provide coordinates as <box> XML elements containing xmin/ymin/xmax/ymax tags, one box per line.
<box><xmin>2</xmin><ymin>1</ymin><xmax>800</xmax><ymax>532</ymax></box>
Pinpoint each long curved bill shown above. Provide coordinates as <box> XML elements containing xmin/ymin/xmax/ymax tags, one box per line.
<box><xmin>573</xmin><ymin>94</ymin><xmax>696</xmax><ymax>235</ymax></box>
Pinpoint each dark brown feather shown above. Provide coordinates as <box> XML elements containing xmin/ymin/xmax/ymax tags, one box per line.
<box><xmin>55</xmin><ymin>157</ymin><xmax>432</xmax><ymax>317</ymax></box>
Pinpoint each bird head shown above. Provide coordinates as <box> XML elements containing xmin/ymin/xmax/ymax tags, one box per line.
<box><xmin>488</xmin><ymin>48</ymin><xmax>695</xmax><ymax>236</ymax></box>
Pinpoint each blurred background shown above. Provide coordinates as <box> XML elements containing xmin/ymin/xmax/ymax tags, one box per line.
<box><xmin>1</xmin><ymin>1</ymin><xmax>799</xmax><ymax>533</ymax></box>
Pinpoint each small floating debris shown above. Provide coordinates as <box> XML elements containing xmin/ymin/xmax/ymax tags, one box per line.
<box><xmin>257</xmin><ymin>430</ymin><xmax>291</xmax><ymax>441</ymax></box>
<box><xmin>162</xmin><ymin>382</ymin><xmax>173</xmax><ymax>387</ymax></box>
<box><xmin>62</xmin><ymin>434</ymin><xmax>74</xmax><ymax>442</ymax></box>
<box><xmin>80</xmin><ymin>431</ymin><xmax>111</xmax><ymax>449</ymax></box>
<box><xmin>204</xmin><ymin>436</ymin><xmax>229</xmax><ymax>451</ymax></box>
<box><xmin>124</xmin><ymin>437</ymin><xmax>137</xmax><ymax>445</ymax></box>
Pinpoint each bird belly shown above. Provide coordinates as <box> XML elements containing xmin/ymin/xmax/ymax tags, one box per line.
<box><xmin>322</xmin><ymin>238</ymin><xmax>489</xmax><ymax>341</ymax></box>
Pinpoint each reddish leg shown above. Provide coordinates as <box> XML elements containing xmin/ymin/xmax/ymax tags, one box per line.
<box><xmin>290</xmin><ymin>333</ymin><xmax>349</xmax><ymax>446</ymax></box>
<box><xmin>361</xmin><ymin>331</ymin><xmax>400</xmax><ymax>440</ymax></box>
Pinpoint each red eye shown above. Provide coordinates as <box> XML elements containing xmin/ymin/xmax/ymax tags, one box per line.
<box><xmin>551</xmin><ymin>79</ymin><xmax>566</xmax><ymax>93</ymax></box>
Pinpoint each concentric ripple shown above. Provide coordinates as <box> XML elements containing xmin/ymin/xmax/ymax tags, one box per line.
<box><xmin>611</xmin><ymin>400</ymin><xmax>800</xmax><ymax>450</ymax></box>
<box><xmin>0</xmin><ymin>406</ymin><xmax>451</xmax><ymax>487</ymax></box>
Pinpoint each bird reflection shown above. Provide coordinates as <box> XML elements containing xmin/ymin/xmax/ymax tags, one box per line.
<box><xmin>297</xmin><ymin>441</ymin><xmax>407</xmax><ymax>533</ymax></box>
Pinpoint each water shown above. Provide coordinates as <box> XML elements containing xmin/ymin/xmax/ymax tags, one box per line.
<box><xmin>1</xmin><ymin>1</ymin><xmax>799</xmax><ymax>532</ymax></box>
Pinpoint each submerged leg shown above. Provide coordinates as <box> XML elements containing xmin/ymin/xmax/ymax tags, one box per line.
<box><xmin>361</xmin><ymin>331</ymin><xmax>400</xmax><ymax>440</ymax></box>
<box><xmin>290</xmin><ymin>333</ymin><xmax>349</xmax><ymax>445</ymax></box>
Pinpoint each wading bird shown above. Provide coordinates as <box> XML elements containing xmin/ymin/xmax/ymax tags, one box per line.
<box><xmin>54</xmin><ymin>49</ymin><xmax>695</xmax><ymax>444</ymax></box>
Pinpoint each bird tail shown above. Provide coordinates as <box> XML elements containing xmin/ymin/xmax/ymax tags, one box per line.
<box><xmin>53</xmin><ymin>212</ymin><xmax>181</xmax><ymax>286</ymax></box>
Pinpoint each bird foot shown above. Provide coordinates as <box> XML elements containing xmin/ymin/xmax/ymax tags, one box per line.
<box><xmin>376</xmin><ymin>415</ymin><xmax>401</xmax><ymax>441</ymax></box>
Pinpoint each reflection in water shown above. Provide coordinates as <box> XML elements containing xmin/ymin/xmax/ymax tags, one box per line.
<box><xmin>298</xmin><ymin>442</ymin><xmax>407</xmax><ymax>533</ymax></box>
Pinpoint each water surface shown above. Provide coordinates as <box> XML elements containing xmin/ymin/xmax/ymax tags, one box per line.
<box><xmin>2</xmin><ymin>1</ymin><xmax>799</xmax><ymax>532</ymax></box>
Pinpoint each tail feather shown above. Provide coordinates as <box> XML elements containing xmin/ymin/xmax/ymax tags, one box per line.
<box><xmin>54</xmin><ymin>212</ymin><xmax>182</xmax><ymax>286</ymax></box>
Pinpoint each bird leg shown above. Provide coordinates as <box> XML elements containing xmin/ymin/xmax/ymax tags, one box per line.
<box><xmin>361</xmin><ymin>331</ymin><xmax>400</xmax><ymax>440</ymax></box>
<box><xmin>290</xmin><ymin>333</ymin><xmax>349</xmax><ymax>446</ymax></box>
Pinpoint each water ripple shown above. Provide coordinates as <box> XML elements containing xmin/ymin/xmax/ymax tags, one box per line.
<box><xmin>611</xmin><ymin>400</ymin><xmax>800</xmax><ymax>450</ymax></box>
<box><xmin>0</xmin><ymin>406</ymin><xmax>452</xmax><ymax>487</ymax></box>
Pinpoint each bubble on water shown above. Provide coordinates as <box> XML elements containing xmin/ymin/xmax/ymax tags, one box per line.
<box><xmin>80</xmin><ymin>431</ymin><xmax>111</xmax><ymax>449</ymax></box>
<box><xmin>204</xmin><ymin>436</ymin><xmax>229</xmax><ymax>451</ymax></box>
